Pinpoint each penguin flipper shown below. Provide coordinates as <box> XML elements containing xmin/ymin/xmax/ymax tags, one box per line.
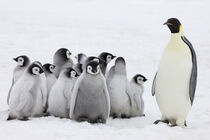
<box><xmin>16</xmin><ymin>93</ymin><xmax>28</xmax><ymax>112</ymax></box>
<box><xmin>106</xmin><ymin>66</ymin><xmax>115</xmax><ymax>86</ymax></box>
<box><xmin>181</xmin><ymin>36</ymin><xmax>197</xmax><ymax>105</ymax></box>
<box><xmin>152</xmin><ymin>73</ymin><xmax>157</xmax><ymax>96</ymax></box>
<box><xmin>7</xmin><ymin>78</ymin><xmax>14</xmax><ymax>105</ymax></box>
<box><xmin>69</xmin><ymin>74</ymin><xmax>83</xmax><ymax>118</ymax></box>
<box><xmin>102</xmin><ymin>76</ymin><xmax>110</xmax><ymax>117</ymax></box>
<box><xmin>134</xmin><ymin>94</ymin><xmax>141</xmax><ymax>113</ymax></box>
<box><xmin>126</xmin><ymin>81</ymin><xmax>132</xmax><ymax>106</ymax></box>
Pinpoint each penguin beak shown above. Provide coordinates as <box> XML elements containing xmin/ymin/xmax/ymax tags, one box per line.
<box><xmin>13</xmin><ymin>58</ymin><xmax>18</xmax><ymax>62</ymax></box>
<box><xmin>113</xmin><ymin>56</ymin><xmax>116</xmax><ymax>59</ymax></box>
<box><xmin>40</xmin><ymin>69</ymin><xmax>44</xmax><ymax>74</ymax></box>
<box><xmin>163</xmin><ymin>22</ymin><xmax>173</xmax><ymax>26</ymax></box>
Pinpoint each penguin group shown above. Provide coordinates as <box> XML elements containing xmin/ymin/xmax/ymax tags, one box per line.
<box><xmin>6</xmin><ymin>18</ymin><xmax>197</xmax><ymax>127</ymax></box>
<box><xmin>7</xmin><ymin>48</ymin><xmax>147</xmax><ymax>123</ymax></box>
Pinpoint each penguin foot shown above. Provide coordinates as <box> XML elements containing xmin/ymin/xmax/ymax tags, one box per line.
<box><xmin>19</xmin><ymin>117</ymin><xmax>29</xmax><ymax>121</ymax></box>
<box><xmin>112</xmin><ymin>113</ymin><xmax>118</xmax><ymax>119</ymax></box>
<box><xmin>43</xmin><ymin>112</ymin><xmax>50</xmax><ymax>117</ymax></box>
<box><xmin>154</xmin><ymin>120</ymin><xmax>169</xmax><ymax>124</ymax></box>
<box><xmin>140</xmin><ymin>114</ymin><xmax>145</xmax><ymax>117</ymax></box>
<box><xmin>170</xmin><ymin>124</ymin><xmax>177</xmax><ymax>127</ymax></box>
<box><xmin>77</xmin><ymin>116</ymin><xmax>89</xmax><ymax>122</ymax></box>
<box><xmin>185</xmin><ymin>121</ymin><xmax>187</xmax><ymax>127</ymax></box>
<box><xmin>95</xmin><ymin>117</ymin><xmax>106</xmax><ymax>124</ymax></box>
<box><xmin>121</xmin><ymin>114</ymin><xmax>130</xmax><ymax>119</ymax></box>
<box><xmin>7</xmin><ymin>115</ymin><xmax>15</xmax><ymax>121</ymax></box>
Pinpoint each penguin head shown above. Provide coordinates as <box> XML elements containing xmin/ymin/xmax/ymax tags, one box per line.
<box><xmin>27</xmin><ymin>61</ymin><xmax>44</xmax><ymax>75</ymax></box>
<box><xmin>13</xmin><ymin>55</ymin><xmax>30</xmax><ymax>67</ymax></box>
<box><xmin>43</xmin><ymin>63</ymin><xmax>56</xmax><ymax>73</ymax></box>
<box><xmin>164</xmin><ymin>18</ymin><xmax>181</xmax><ymax>33</ymax></box>
<box><xmin>133</xmin><ymin>74</ymin><xmax>147</xmax><ymax>85</ymax></box>
<box><xmin>86</xmin><ymin>60</ymin><xmax>100</xmax><ymax>75</ymax></box>
<box><xmin>53</xmin><ymin>48</ymin><xmax>72</xmax><ymax>63</ymax></box>
<box><xmin>63</xmin><ymin>68</ymin><xmax>79</xmax><ymax>78</ymax></box>
<box><xmin>75</xmin><ymin>53</ymin><xmax>87</xmax><ymax>63</ymax></box>
<box><xmin>99</xmin><ymin>52</ymin><xmax>116</xmax><ymax>64</ymax></box>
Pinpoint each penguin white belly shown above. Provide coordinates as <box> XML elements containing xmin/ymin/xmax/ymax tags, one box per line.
<box><xmin>47</xmin><ymin>80</ymin><xmax>68</xmax><ymax>117</ymax></box>
<box><xmin>109</xmin><ymin>75</ymin><xmax>130</xmax><ymax>115</ymax></box>
<box><xmin>156</xmin><ymin>43</ymin><xmax>192</xmax><ymax>120</ymax></box>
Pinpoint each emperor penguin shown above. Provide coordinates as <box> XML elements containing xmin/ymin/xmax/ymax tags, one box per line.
<box><xmin>53</xmin><ymin>48</ymin><xmax>74</xmax><ymax>78</ymax></box>
<box><xmin>31</xmin><ymin>61</ymin><xmax>48</xmax><ymax>117</ymax></box>
<box><xmin>98</xmin><ymin>52</ymin><xmax>116</xmax><ymax>75</ymax></box>
<box><xmin>152</xmin><ymin>18</ymin><xmax>197</xmax><ymax>127</ymax></box>
<box><xmin>130</xmin><ymin>74</ymin><xmax>147</xmax><ymax>117</ymax></box>
<box><xmin>47</xmin><ymin>67</ymin><xmax>79</xmax><ymax>118</ymax></box>
<box><xmin>8</xmin><ymin>61</ymin><xmax>44</xmax><ymax>120</ymax></box>
<box><xmin>107</xmin><ymin>57</ymin><xmax>132</xmax><ymax>118</ymax></box>
<box><xmin>43</xmin><ymin>63</ymin><xmax>57</xmax><ymax>112</ymax></box>
<box><xmin>70</xmin><ymin>60</ymin><xmax>110</xmax><ymax>123</ymax></box>
<box><xmin>7</xmin><ymin>55</ymin><xmax>31</xmax><ymax>104</ymax></box>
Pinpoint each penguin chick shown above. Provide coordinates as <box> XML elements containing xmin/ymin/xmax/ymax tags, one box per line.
<box><xmin>7</xmin><ymin>55</ymin><xmax>31</xmax><ymax>105</ymax></box>
<box><xmin>47</xmin><ymin>68</ymin><xmax>79</xmax><ymax>118</ymax></box>
<box><xmin>53</xmin><ymin>48</ymin><xmax>74</xmax><ymax>78</ymax></box>
<box><xmin>42</xmin><ymin>63</ymin><xmax>57</xmax><ymax>112</ymax></box>
<box><xmin>98</xmin><ymin>52</ymin><xmax>116</xmax><ymax>75</ymax></box>
<box><xmin>130</xmin><ymin>74</ymin><xmax>147</xmax><ymax>117</ymax></box>
<box><xmin>107</xmin><ymin>57</ymin><xmax>132</xmax><ymax>119</ymax></box>
<box><xmin>70</xmin><ymin>60</ymin><xmax>110</xmax><ymax>123</ymax></box>
<box><xmin>75</xmin><ymin>53</ymin><xmax>87</xmax><ymax>64</ymax></box>
<box><xmin>31</xmin><ymin>61</ymin><xmax>48</xmax><ymax>117</ymax></box>
<box><xmin>8</xmin><ymin>61</ymin><xmax>44</xmax><ymax>120</ymax></box>
<box><xmin>72</xmin><ymin>63</ymin><xmax>83</xmax><ymax>75</ymax></box>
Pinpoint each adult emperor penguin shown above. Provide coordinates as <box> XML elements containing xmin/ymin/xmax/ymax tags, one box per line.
<box><xmin>130</xmin><ymin>74</ymin><xmax>147</xmax><ymax>117</ymax></box>
<box><xmin>152</xmin><ymin>18</ymin><xmax>197</xmax><ymax>127</ymax></box>
<box><xmin>98</xmin><ymin>52</ymin><xmax>116</xmax><ymax>75</ymax></box>
<box><xmin>53</xmin><ymin>48</ymin><xmax>74</xmax><ymax>78</ymax></box>
<box><xmin>70</xmin><ymin>60</ymin><xmax>110</xmax><ymax>123</ymax></box>
<box><xmin>7</xmin><ymin>55</ymin><xmax>31</xmax><ymax>104</ymax></box>
<box><xmin>47</xmin><ymin>67</ymin><xmax>79</xmax><ymax>118</ymax></box>
<box><xmin>107</xmin><ymin>57</ymin><xmax>132</xmax><ymax>118</ymax></box>
<box><xmin>8</xmin><ymin>61</ymin><xmax>44</xmax><ymax>120</ymax></box>
<box><xmin>43</xmin><ymin>63</ymin><xmax>57</xmax><ymax>112</ymax></box>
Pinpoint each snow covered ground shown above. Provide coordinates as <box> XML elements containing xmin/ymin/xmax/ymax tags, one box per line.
<box><xmin>0</xmin><ymin>0</ymin><xmax>210</xmax><ymax>139</ymax></box>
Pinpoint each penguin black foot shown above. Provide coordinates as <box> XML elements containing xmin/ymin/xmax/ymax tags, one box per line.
<box><xmin>112</xmin><ymin>113</ymin><xmax>118</xmax><ymax>119</ymax></box>
<box><xmin>95</xmin><ymin>117</ymin><xmax>106</xmax><ymax>124</ymax></box>
<box><xmin>141</xmin><ymin>114</ymin><xmax>145</xmax><ymax>117</ymax></box>
<box><xmin>170</xmin><ymin>124</ymin><xmax>177</xmax><ymax>127</ymax></box>
<box><xmin>43</xmin><ymin>112</ymin><xmax>50</xmax><ymax>117</ymax></box>
<box><xmin>77</xmin><ymin>116</ymin><xmax>89</xmax><ymax>122</ymax></box>
<box><xmin>121</xmin><ymin>114</ymin><xmax>130</xmax><ymax>119</ymax></box>
<box><xmin>154</xmin><ymin>120</ymin><xmax>169</xmax><ymax>124</ymax></box>
<box><xmin>7</xmin><ymin>115</ymin><xmax>15</xmax><ymax>121</ymax></box>
<box><xmin>185</xmin><ymin>121</ymin><xmax>187</xmax><ymax>127</ymax></box>
<box><xmin>19</xmin><ymin>117</ymin><xmax>29</xmax><ymax>121</ymax></box>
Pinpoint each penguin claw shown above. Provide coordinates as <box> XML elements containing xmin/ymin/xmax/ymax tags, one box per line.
<box><xmin>19</xmin><ymin>117</ymin><xmax>29</xmax><ymax>121</ymax></box>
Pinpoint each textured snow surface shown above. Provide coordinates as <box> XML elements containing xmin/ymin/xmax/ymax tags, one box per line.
<box><xmin>0</xmin><ymin>0</ymin><xmax>210</xmax><ymax>139</ymax></box>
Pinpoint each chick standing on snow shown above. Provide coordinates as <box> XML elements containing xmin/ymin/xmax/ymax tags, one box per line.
<box><xmin>70</xmin><ymin>60</ymin><xmax>110</xmax><ymax>123</ymax></box>
<box><xmin>47</xmin><ymin>68</ymin><xmax>79</xmax><ymax>118</ymax></box>
<box><xmin>32</xmin><ymin>62</ymin><xmax>48</xmax><ymax>117</ymax></box>
<box><xmin>106</xmin><ymin>57</ymin><xmax>132</xmax><ymax>118</ymax></box>
<box><xmin>130</xmin><ymin>74</ymin><xmax>147</xmax><ymax>117</ymax></box>
<box><xmin>42</xmin><ymin>63</ymin><xmax>57</xmax><ymax>112</ymax></box>
<box><xmin>53</xmin><ymin>48</ymin><xmax>74</xmax><ymax>78</ymax></box>
<box><xmin>8</xmin><ymin>62</ymin><xmax>44</xmax><ymax>120</ymax></box>
<box><xmin>7</xmin><ymin>55</ymin><xmax>31</xmax><ymax>104</ymax></box>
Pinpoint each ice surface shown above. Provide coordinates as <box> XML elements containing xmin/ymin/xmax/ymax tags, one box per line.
<box><xmin>0</xmin><ymin>0</ymin><xmax>210</xmax><ymax>139</ymax></box>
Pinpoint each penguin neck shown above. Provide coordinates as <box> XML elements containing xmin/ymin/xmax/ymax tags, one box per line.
<box><xmin>170</xmin><ymin>27</ymin><xmax>184</xmax><ymax>41</ymax></box>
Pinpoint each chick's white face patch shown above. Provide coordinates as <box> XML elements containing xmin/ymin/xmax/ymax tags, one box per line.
<box><xmin>66</xmin><ymin>51</ymin><xmax>71</xmax><ymax>59</ymax></box>
<box><xmin>32</xmin><ymin>67</ymin><xmax>40</xmax><ymax>75</ymax></box>
<box><xmin>18</xmin><ymin>57</ymin><xmax>24</xmax><ymax>66</ymax></box>
<box><xmin>49</xmin><ymin>65</ymin><xmax>55</xmax><ymax>73</ymax></box>
<box><xmin>137</xmin><ymin>76</ymin><xmax>144</xmax><ymax>85</ymax></box>
<box><xmin>70</xmin><ymin>70</ymin><xmax>76</xmax><ymax>78</ymax></box>
<box><xmin>87</xmin><ymin>65</ymin><xmax>100</xmax><ymax>75</ymax></box>
<box><xmin>106</xmin><ymin>55</ymin><xmax>112</xmax><ymax>63</ymax></box>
